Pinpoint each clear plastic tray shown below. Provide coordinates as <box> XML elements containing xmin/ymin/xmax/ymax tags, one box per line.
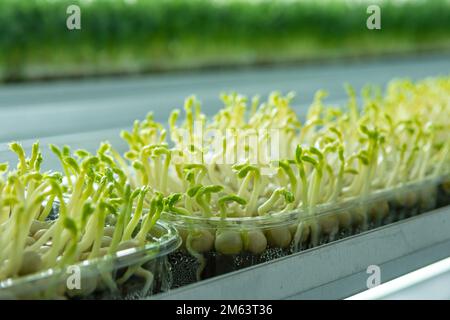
<box><xmin>0</xmin><ymin>221</ymin><xmax>181</xmax><ymax>300</ymax></box>
<box><xmin>163</xmin><ymin>175</ymin><xmax>450</xmax><ymax>287</ymax></box>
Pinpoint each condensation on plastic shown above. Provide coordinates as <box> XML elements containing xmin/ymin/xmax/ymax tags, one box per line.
<box><xmin>0</xmin><ymin>221</ymin><xmax>181</xmax><ymax>300</ymax></box>
<box><xmin>163</xmin><ymin>175</ymin><xmax>450</xmax><ymax>288</ymax></box>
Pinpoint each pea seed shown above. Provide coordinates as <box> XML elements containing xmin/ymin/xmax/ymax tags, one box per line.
<box><xmin>103</xmin><ymin>226</ymin><xmax>115</xmax><ymax>237</ymax></box>
<box><xmin>101</xmin><ymin>236</ymin><xmax>112</xmax><ymax>248</ymax></box>
<box><xmin>26</xmin><ymin>236</ymin><xmax>36</xmax><ymax>246</ymax></box>
<box><xmin>215</xmin><ymin>231</ymin><xmax>243</xmax><ymax>255</ymax></box>
<box><xmin>337</xmin><ymin>211</ymin><xmax>352</xmax><ymax>230</ymax></box>
<box><xmin>244</xmin><ymin>230</ymin><xmax>267</xmax><ymax>254</ymax></box>
<box><xmin>19</xmin><ymin>251</ymin><xmax>42</xmax><ymax>276</ymax></box>
<box><xmin>368</xmin><ymin>200</ymin><xmax>389</xmax><ymax>222</ymax></box>
<box><xmin>350</xmin><ymin>207</ymin><xmax>365</xmax><ymax>228</ymax></box>
<box><xmin>396</xmin><ymin>191</ymin><xmax>417</xmax><ymax>208</ymax></box>
<box><xmin>319</xmin><ymin>214</ymin><xmax>339</xmax><ymax>236</ymax></box>
<box><xmin>30</xmin><ymin>220</ymin><xmax>49</xmax><ymax>236</ymax></box>
<box><xmin>187</xmin><ymin>230</ymin><xmax>214</xmax><ymax>253</ymax></box>
<box><xmin>266</xmin><ymin>227</ymin><xmax>292</xmax><ymax>248</ymax></box>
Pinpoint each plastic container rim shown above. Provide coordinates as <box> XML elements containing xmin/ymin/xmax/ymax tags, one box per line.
<box><xmin>162</xmin><ymin>174</ymin><xmax>448</xmax><ymax>229</ymax></box>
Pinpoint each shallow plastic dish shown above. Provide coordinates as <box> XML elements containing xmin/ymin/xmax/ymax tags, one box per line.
<box><xmin>0</xmin><ymin>221</ymin><xmax>181</xmax><ymax>300</ymax></box>
<box><xmin>163</xmin><ymin>175</ymin><xmax>450</xmax><ymax>287</ymax></box>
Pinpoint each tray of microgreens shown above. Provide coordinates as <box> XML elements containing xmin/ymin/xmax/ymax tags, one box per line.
<box><xmin>0</xmin><ymin>142</ymin><xmax>180</xmax><ymax>299</ymax></box>
<box><xmin>115</xmin><ymin>77</ymin><xmax>449</xmax><ymax>287</ymax></box>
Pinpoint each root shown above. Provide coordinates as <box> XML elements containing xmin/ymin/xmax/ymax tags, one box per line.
<box><xmin>186</xmin><ymin>237</ymin><xmax>206</xmax><ymax>281</ymax></box>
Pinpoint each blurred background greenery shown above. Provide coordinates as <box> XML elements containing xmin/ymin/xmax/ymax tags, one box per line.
<box><xmin>0</xmin><ymin>0</ymin><xmax>449</xmax><ymax>82</ymax></box>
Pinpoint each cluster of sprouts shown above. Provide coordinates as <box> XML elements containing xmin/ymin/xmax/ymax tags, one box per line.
<box><xmin>0</xmin><ymin>142</ymin><xmax>164</xmax><ymax>290</ymax></box>
<box><xmin>121</xmin><ymin>77</ymin><xmax>449</xmax><ymax>221</ymax></box>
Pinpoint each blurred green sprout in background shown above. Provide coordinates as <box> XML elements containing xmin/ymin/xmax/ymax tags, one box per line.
<box><xmin>0</xmin><ymin>0</ymin><xmax>449</xmax><ymax>82</ymax></box>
